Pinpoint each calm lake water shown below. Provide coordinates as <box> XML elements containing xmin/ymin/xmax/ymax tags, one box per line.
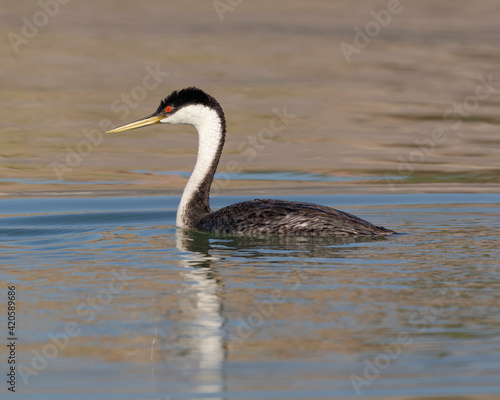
<box><xmin>1</xmin><ymin>0</ymin><xmax>500</xmax><ymax>398</ymax></box>
<box><xmin>1</xmin><ymin>192</ymin><xmax>500</xmax><ymax>399</ymax></box>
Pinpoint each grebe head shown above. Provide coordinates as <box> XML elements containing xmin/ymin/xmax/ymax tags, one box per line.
<box><xmin>107</xmin><ymin>87</ymin><xmax>225</xmax><ymax>134</ymax></box>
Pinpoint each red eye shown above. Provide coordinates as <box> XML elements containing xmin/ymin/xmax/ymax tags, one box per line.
<box><xmin>165</xmin><ymin>106</ymin><xmax>173</xmax><ymax>113</ymax></box>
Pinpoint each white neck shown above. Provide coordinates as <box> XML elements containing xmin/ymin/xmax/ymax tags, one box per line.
<box><xmin>162</xmin><ymin>104</ymin><xmax>224</xmax><ymax>228</ymax></box>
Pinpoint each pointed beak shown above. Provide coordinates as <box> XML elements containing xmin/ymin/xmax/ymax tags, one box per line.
<box><xmin>106</xmin><ymin>115</ymin><xmax>163</xmax><ymax>133</ymax></box>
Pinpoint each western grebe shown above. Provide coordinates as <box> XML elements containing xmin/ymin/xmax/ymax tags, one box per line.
<box><xmin>107</xmin><ymin>87</ymin><xmax>395</xmax><ymax>236</ymax></box>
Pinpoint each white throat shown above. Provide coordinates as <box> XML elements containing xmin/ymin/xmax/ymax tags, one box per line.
<box><xmin>163</xmin><ymin>104</ymin><xmax>224</xmax><ymax>228</ymax></box>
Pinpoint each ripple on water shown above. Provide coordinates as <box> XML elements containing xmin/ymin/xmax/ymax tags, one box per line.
<box><xmin>0</xmin><ymin>194</ymin><xmax>499</xmax><ymax>399</ymax></box>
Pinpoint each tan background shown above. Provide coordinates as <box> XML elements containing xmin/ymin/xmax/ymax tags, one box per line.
<box><xmin>1</xmin><ymin>0</ymin><xmax>499</xmax><ymax>197</ymax></box>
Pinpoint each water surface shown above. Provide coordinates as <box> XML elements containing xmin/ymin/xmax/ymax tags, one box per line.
<box><xmin>1</xmin><ymin>1</ymin><xmax>500</xmax><ymax>398</ymax></box>
<box><xmin>1</xmin><ymin>193</ymin><xmax>499</xmax><ymax>399</ymax></box>
<box><xmin>1</xmin><ymin>0</ymin><xmax>500</xmax><ymax>193</ymax></box>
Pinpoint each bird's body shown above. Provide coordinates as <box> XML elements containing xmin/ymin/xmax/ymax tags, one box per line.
<box><xmin>108</xmin><ymin>87</ymin><xmax>395</xmax><ymax>236</ymax></box>
<box><xmin>195</xmin><ymin>199</ymin><xmax>393</xmax><ymax>236</ymax></box>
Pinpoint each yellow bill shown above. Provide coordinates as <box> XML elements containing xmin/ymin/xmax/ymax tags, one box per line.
<box><xmin>106</xmin><ymin>115</ymin><xmax>163</xmax><ymax>133</ymax></box>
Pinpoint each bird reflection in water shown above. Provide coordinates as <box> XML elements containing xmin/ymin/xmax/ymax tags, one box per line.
<box><xmin>145</xmin><ymin>229</ymin><xmax>226</xmax><ymax>399</ymax></box>
<box><xmin>146</xmin><ymin>229</ymin><xmax>390</xmax><ymax>398</ymax></box>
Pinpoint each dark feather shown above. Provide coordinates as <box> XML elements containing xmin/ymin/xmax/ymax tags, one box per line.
<box><xmin>194</xmin><ymin>199</ymin><xmax>395</xmax><ymax>236</ymax></box>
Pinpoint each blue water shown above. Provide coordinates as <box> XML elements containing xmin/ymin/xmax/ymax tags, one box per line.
<box><xmin>0</xmin><ymin>171</ymin><xmax>398</xmax><ymax>188</ymax></box>
<box><xmin>131</xmin><ymin>170</ymin><xmax>396</xmax><ymax>183</ymax></box>
<box><xmin>1</xmin><ymin>194</ymin><xmax>500</xmax><ymax>399</ymax></box>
